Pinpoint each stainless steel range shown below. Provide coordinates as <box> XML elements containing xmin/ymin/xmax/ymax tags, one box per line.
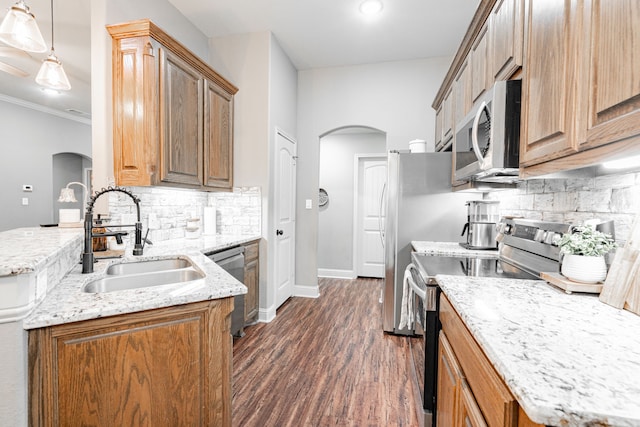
<box><xmin>407</xmin><ymin>217</ymin><xmax>574</xmax><ymax>427</ymax></box>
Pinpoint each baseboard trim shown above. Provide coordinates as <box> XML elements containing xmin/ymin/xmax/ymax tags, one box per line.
<box><xmin>258</xmin><ymin>305</ymin><xmax>276</xmax><ymax>323</ymax></box>
<box><xmin>293</xmin><ymin>284</ymin><xmax>320</xmax><ymax>298</ymax></box>
<box><xmin>317</xmin><ymin>268</ymin><xmax>357</xmax><ymax>279</ymax></box>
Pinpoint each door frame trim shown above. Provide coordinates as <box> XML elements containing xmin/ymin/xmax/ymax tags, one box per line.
<box><xmin>353</xmin><ymin>153</ymin><xmax>387</xmax><ymax>278</ymax></box>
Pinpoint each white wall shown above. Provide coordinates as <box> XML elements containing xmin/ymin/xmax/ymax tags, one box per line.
<box><xmin>318</xmin><ymin>131</ymin><xmax>386</xmax><ymax>273</ymax></box>
<box><xmin>209</xmin><ymin>32</ymin><xmax>298</xmax><ymax>320</ymax></box>
<box><xmin>0</xmin><ymin>100</ymin><xmax>91</xmax><ymax>231</ymax></box>
<box><xmin>296</xmin><ymin>56</ymin><xmax>452</xmax><ymax>290</ymax></box>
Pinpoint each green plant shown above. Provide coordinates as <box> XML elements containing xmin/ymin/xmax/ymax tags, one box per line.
<box><xmin>558</xmin><ymin>225</ymin><xmax>617</xmax><ymax>256</ymax></box>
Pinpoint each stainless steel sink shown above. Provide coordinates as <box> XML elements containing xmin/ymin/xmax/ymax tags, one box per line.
<box><xmin>83</xmin><ymin>268</ymin><xmax>205</xmax><ymax>293</ymax></box>
<box><xmin>106</xmin><ymin>258</ymin><xmax>193</xmax><ymax>275</ymax></box>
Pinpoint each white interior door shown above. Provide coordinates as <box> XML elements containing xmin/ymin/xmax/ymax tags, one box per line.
<box><xmin>356</xmin><ymin>156</ymin><xmax>386</xmax><ymax>278</ymax></box>
<box><xmin>275</xmin><ymin>131</ymin><xmax>297</xmax><ymax>308</ymax></box>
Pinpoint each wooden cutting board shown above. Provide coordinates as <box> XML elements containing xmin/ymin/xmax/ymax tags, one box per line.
<box><xmin>600</xmin><ymin>214</ymin><xmax>640</xmax><ymax>315</ymax></box>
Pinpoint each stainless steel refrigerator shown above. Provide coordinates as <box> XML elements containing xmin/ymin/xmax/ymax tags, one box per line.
<box><xmin>382</xmin><ymin>151</ymin><xmax>479</xmax><ymax>335</ymax></box>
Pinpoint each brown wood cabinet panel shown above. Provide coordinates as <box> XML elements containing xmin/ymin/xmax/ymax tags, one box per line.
<box><xmin>204</xmin><ymin>80</ymin><xmax>234</xmax><ymax>189</ymax></box>
<box><xmin>439</xmin><ymin>295</ymin><xmax>518</xmax><ymax>427</ymax></box>
<box><xmin>471</xmin><ymin>26</ymin><xmax>491</xmax><ymax>103</ymax></box>
<box><xmin>460</xmin><ymin>379</ymin><xmax>489</xmax><ymax>427</ymax></box>
<box><xmin>580</xmin><ymin>0</ymin><xmax>640</xmax><ymax>150</ymax></box>
<box><xmin>454</xmin><ymin>60</ymin><xmax>472</xmax><ymax>125</ymax></box>
<box><xmin>243</xmin><ymin>241</ymin><xmax>260</xmax><ymax>323</ymax></box>
<box><xmin>519</xmin><ymin>0</ymin><xmax>582</xmax><ymax>166</ymax></box>
<box><xmin>29</xmin><ymin>299</ymin><xmax>234</xmax><ymax>427</ymax></box>
<box><xmin>490</xmin><ymin>0</ymin><xmax>524</xmax><ymax>81</ymax></box>
<box><xmin>437</xmin><ymin>333</ymin><xmax>461</xmax><ymax>427</ymax></box>
<box><xmin>160</xmin><ymin>47</ymin><xmax>203</xmax><ymax>187</ymax></box>
<box><xmin>108</xmin><ymin>19</ymin><xmax>237</xmax><ymax>191</ymax></box>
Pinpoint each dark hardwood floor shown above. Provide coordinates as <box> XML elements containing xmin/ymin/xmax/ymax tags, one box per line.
<box><xmin>232</xmin><ymin>277</ymin><xmax>419</xmax><ymax>427</ymax></box>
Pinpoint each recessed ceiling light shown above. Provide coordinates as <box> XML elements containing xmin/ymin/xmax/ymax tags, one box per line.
<box><xmin>360</xmin><ymin>0</ymin><xmax>383</xmax><ymax>16</ymax></box>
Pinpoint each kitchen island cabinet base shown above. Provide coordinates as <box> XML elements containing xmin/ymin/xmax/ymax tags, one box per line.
<box><xmin>28</xmin><ymin>298</ymin><xmax>233</xmax><ymax>426</ymax></box>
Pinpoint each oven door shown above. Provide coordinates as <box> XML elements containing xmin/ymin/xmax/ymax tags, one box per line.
<box><xmin>407</xmin><ymin>265</ymin><xmax>439</xmax><ymax>427</ymax></box>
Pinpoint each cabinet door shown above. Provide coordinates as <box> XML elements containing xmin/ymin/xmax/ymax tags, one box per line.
<box><xmin>243</xmin><ymin>241</ymin><xmax>259</xmax><ymax>323</ymax></box>
<box><xmin>460</xmin><ymin>380</ymin><xmax>488</xmax><ymax>427</ymax></box>
<box><xmin>437</xmin><ymin>332</ymin><xmax>462</xmax><ymax>427</ymax></box>
<box><xmin>159</xmin><ymin>48</ymin><xmax>204</xmax><ymax>187</ymax></box>
<box><xmin>435</xmin><ymin>104</ymin><xmax>444</xmax><ymax>151</ymax></box>
<box><xmin>204</xmin><ymin>80</ymin><xmax>234</xmax><ymax>189</ymax></box>
<box><xmin>29</xmin><ymin>300</ymin><xmax>234</xmax><ymax>427</ymax></box>
<box><xmin>471</xmin><ymin>26</ymin><xmax>491</xmax><ymax>103</ymax></box>
<box><xmin>442</xmin><ymin>89</ymin><xmax>454</xmax><ymax>145</ymax></box>
<box><xmin>580</xmin><ymin>0</ymin><xmax>640</xmax><ymax>150</ymax></box>
<box><xmin>520</xmin><ymin>0</ymin><xmax>582</xmax><ymax>166</ymax></box>
<box><xmin>454</xmin><ymin>60</ymin><xmax>472</xmax><ymax>124</ymax></box>
<box><xmin>490</xmin><ymin>0</ymin><xmax>524</xmax><ymax>81</ymax></box>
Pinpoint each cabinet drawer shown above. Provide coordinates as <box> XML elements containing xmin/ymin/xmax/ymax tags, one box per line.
<box><xmin>244</xmin><ymin>242</ymin><xmax>259</xmax><ymax>261</ymax></box>
<box><xmin>439</xmin><ymin>295</ymin><xmax>518</xmax><ymax>427</ymax></box>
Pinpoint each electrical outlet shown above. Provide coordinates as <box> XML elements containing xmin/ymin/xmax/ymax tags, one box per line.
<box><xmin>305</xmin><ymin>199</ymin><xmax>312</xmax><ymax>209</ymax></box>
<box><xmin>22</xmin><ymin>197</ymin><xmax>29</xmax><ymax>206</ymax></box>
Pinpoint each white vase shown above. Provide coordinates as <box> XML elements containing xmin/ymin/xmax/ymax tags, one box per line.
<box><xmin>561</xmin><ymin>254</ymin><xmax>607</xmax><ymax>283</ymax></box>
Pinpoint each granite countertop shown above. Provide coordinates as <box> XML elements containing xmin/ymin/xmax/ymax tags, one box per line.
<box><xmin>437</xmin><ymin>274</ymin><xmax>640</xmax><ymax>427</ymax></box>
<box><xmin>21</xmin><ymin>233</ymin><xmax>260</xmax><ymax>330</ymax></box>
<box><xmin>0</xmin><ymin>227</ymin><xmax>84</xmax><ymax>277</ymax></box>
<box><xmin>411</xmin><ymin>240</ymin><xmax>499</xmax><ymax>258</ymax></box>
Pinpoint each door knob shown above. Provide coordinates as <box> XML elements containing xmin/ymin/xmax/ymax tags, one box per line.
<box><xmin>276</xmin><ymin>229</ymin><xmax>284</xmax><ymax>236</ymax></box>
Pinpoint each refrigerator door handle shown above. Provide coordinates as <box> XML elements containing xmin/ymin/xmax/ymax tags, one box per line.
<box><xmin>379</xmin><ymin>182</ymin><xmax>387</xmax><ymax>248</ymax></box>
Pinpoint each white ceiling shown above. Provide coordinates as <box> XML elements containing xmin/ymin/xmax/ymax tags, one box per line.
<box><xmin>0</xmin><ymin>0</ymin><xmax>477</xmax><ymax>119</ymax></box>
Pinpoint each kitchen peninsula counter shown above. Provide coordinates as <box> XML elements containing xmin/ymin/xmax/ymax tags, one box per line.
<box><xmin>437</xmin><ymin>274</ymin><xmax>640</xmax><ymax>426</ymax></box>
<box><xmin>19</xmin><ymin>231</ymin><xmax>259</xmax><ymax>329</ymax></box>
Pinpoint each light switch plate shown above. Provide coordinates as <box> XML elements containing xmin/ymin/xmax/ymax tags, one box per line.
<box><xmin>305</xmin><ymin>199</ymin><xmax>312</xmax><ymax>209</ymax></box>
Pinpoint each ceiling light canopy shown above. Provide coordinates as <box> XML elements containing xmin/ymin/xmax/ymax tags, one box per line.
<box><xmin>0</xmin><ymin>0</ymin><xmax>47</xmax><ymax>53</ymax></box>
<box><xmin>359</xmin><ymin>0</ymin><xmax>383</xmax><ymax>16</ymax></box>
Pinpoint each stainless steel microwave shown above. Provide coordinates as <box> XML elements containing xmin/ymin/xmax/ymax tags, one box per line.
<box><xmin>454</xmin><ymin>80</ymin><xmax>521</xmax><ymax>182</ymax></box>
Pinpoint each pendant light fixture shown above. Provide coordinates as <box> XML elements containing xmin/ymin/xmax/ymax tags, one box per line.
<box><xmin>0</xmin><ymin>0</ymin><xmax>47</xmax><ymax>52</ymax></box>
<box><xmin>35</xmin><ymin>0</ymin><xmax>70</xmax><ymax>91</ymax></box>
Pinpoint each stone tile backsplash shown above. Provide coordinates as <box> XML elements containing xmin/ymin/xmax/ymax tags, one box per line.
<box><xmin>108</xmin><ymin>186</ymin><xmax>261</xmax><ymax>243</ymax></box>
<box><xmin>486</xmin><ymin>172</ymin><xmax>640</xmax><ymax>244</ymax></box>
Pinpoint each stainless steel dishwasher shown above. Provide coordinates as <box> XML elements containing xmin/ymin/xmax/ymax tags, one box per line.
<box><xmin>207</xmin><ymin>245</ymin><xmax>245</xmax><ymax>337</ymax></box>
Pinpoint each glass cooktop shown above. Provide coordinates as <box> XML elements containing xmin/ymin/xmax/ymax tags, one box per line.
<box><xmin>411</xmin><ymin>252</ymin><xmax>540</xmax><ymax>283</ymax></box>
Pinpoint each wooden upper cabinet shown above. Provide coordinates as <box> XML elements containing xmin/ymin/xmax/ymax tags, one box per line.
<box><xmin>490</xmin><ymin>0</ymin><xmax>524</xmax><ymax>81</ymax></box>
<box><xmin>471</xmin><ymin>25</ymin><xmax>491</xmax><ymax>103</ymax></box>
<box><xmin>204</xmin><ymin>80</ymin><xmax>234</xmax><ymax>189</ymax></box>
<box><xmin>580</xmin><ymin>0</ymin><xmax>640</xmax><ymax>150</ymax></box>
<box><xmin>519</xmin><ymin>0</ymin><xmax>582</xmax><ymax>167</ymax></box>
<box><xmin>108</xmin><ymin>19</ymin><xmax>238</xmax><ymax>191</ymax></box>
<box><xmin>160</xmin><ymin>47</ymin><xmax>204</xmax><ymax>187</ymax></box>
<box><xmin>454</xmin><ymin>60</ymin><xmax>472</xmax><ymax>125</ymax></box>
<box><xmin>435</xmin><ymin>89</ymin><xmax>454</xmax><ymax>152</ymax></box>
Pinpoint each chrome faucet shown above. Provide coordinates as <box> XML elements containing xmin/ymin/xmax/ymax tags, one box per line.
<box><xmin>82</xmin><ymin>186</ymin><xmax>148</xmax><ymax>274</ymax></box>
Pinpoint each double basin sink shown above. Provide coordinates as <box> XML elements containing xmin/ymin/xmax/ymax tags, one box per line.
<box><xmin>83</xmin><ymin>257</ymin><xmax>205</xmax><ymax>293</ymax></box>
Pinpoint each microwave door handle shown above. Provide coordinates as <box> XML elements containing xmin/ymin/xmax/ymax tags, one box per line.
<box><xmin>471</xmin><ymin>101</ymin><xmax>488</xmax><ymax>167</ymax></box>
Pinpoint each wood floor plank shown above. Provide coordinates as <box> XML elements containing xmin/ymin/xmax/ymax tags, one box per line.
<box><xmin>232</xmin><ymin>277</ymin><xmax>419</xmax><ymax>426</ymax></box>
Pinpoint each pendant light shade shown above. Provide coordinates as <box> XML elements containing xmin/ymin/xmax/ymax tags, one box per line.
<box><xmin>36</xmin><ymin>0</ymin><xmax>70</xmax><ymax>91</ymax></box>
<box><xmin>36</xmin><ymin>50</ymin><xmax>70</xmax><ymax>90</ymax></box>
<box><xmin>0</xmin><ymin>0</ymin><xmax>47</xmax><ymax>53</ymax></box>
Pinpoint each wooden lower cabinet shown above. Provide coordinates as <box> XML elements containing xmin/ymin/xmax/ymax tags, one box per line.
<box><xmin>438</xmin><ymin>295</ymin><xmax>543</xmax><ymax>427</ymax></box>
<box><xmin>29</xmin><ymin>298</ymin><xmax>234</xmax><ymax>427</ymax></box>
<box><xmin>243</xmin><ymin>240</ymin><xmax>260</xmax><ymax>324</ymax></box>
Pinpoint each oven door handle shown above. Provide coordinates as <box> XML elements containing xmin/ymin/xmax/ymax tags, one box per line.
<box><xmin>406</xmin><ymin>263</ymin><xmax>426</xmax><ymax>302</ymax></box>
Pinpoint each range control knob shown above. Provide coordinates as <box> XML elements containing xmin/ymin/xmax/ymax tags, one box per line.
<box><xmin>534</xmin><ymin>229</ymin><xmax>546</xmax><ymax>242</ymax></box>
<box><xmin>545</xmin><ymin>232</ymin><xmax>562</xmax><ymax>245</ymax></box>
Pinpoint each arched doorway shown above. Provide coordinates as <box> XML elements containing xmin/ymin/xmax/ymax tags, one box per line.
<box><xmin>317</xmin><ymin>126</ymin><xmax>386</xmax><ymax>279</ymax></box>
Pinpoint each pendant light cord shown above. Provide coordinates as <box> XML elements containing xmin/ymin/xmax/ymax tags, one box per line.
<box><xmin>49</xmin><ymin>0</ymin><xmax>54</xmax><ymax>52</ymax></box>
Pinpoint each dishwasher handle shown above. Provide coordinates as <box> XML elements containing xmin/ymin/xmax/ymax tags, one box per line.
<box><xmin>206</xmin><ymin>245</ymin><xmax>245</xmax><ymax>262</ymax></box>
